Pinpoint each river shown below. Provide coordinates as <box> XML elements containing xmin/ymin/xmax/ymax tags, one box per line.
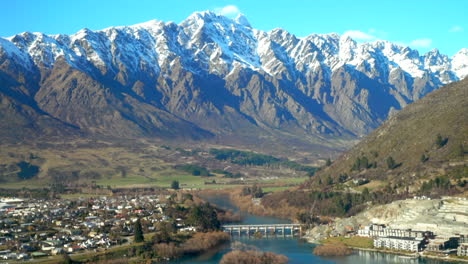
<box><xmin>169</xmin><ymin>193</ymin><xmax>460</xmax><ymax>264</ymax></box>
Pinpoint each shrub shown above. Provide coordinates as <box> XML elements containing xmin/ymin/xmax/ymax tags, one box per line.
<box><xmin>220</xmin><ymin>250</ymin><xmax>288</xmax><ymax>264</ymax></box>
<box><xmin>154</xmin><ymin>243</ymin><xmax>181</xmax><ymax>259</ymax></box>
<box><xmin>313</xmin><ymin>243</ymin><xmax>353</xmax><ymax>256</ymax></box>
<box><xmin>180</xmin><ymin>232</ymin><xmax>229</xmax><ymax>254</ymax></box>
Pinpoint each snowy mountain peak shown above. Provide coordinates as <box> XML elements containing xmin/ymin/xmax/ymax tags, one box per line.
<box><xmin>130</xmin><ymin>19</ymin><xmax>164</xmax><ymax>30</ymax></box>
<box><xmin>183</xmin><ymin>10</ymin><xmax>220</xmax><ymax>24</ymax></box>
<box><xmin>452</xmin><ymin>48</ymin><xmax>468</xmax><ymax>79</ymax></box>
<box><xmin>454</xmin><ymin>48</ymin><xmax>468</xmax><ymax>56</ymax></box>
<box><xmin>235</xmin><ymin>13</ymin><xmax>251</xmax><ymax>28</ymax></box>
<box><xmin>1</xmin><ymin>11</ymin><xmax>465</xmax><ymax>85</ymax></box>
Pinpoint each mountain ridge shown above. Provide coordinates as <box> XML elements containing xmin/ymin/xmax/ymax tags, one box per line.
<box><xmin>0</xmin><ymin>11</ymin><xmax>467</xmax><ymax>151</ymax></box>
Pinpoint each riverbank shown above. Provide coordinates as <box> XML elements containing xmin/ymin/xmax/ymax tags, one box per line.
<box><xmin>315</xmin><ymin>236</ymin><xmax>468</xmax><ymax>263</ymax></box>
<box><xmin>197</xmin><ymin>188</ymin><xmax>298</xmax><ymax>221</ymax></box>
<box><xmin>352</xmin><ymin>247</ymin><xmax>468</xmax><ymax>263</ymax></box>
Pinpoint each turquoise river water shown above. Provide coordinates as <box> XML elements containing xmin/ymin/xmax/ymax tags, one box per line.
<box><xmin>167</xmin><ymin>193</ymin><xmax>461</xmax><ymax>264</ymax></box>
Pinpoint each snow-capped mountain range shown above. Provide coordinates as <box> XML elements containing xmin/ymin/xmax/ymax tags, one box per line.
<box><xmin>0</xmin><ymin>11</ymin><xmax>466</xmax><ymax>149</ymax></box>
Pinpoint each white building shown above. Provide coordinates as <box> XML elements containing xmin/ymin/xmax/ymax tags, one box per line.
<box><xmin>458</xmin><ymin>244</ymin><xmax>468</xmax><ymax>256</ymax></box>
<box><xmin>374</xmin><ymin>236</ymin><xmax>424</xmax><ymax>252</ymax></box>
<box><xmin>358</xmin><ymin>224</ymin><xmax>431</xmax><ymax>239</ymax></box>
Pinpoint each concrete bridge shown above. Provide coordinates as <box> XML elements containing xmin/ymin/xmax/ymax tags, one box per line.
<box><xmin>222</xmin><ymin>224</ymin><xmax>302</xmax><ymax>237</ymax></box>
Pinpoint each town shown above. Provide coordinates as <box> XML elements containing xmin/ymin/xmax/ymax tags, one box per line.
<box><xmin>1</xmin><ymin>193</ymin><xmax>467</xmax><ymax>262</ymax></box>
<box><xmin>0</xmin><ymin>192</ymin><xmax>213</xmax><ymax>261</ymax></box>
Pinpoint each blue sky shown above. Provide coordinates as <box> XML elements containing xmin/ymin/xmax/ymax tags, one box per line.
<box><xmin>1</xmin><ymin>0</ymin><xmax>467</xmax><ymax>56</ymax></box>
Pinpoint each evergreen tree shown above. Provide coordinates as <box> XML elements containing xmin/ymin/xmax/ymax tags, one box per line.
<box><xmin>134</xmin><ymin>218</ymin><xmax>144</xmax><ymax>243</ymax></box>
<box><xmin>435</xmin><ymin>134</ymin><xmax>448</xmax><ymax>148</ymax></box>
<box><xmin>421</xmin><ymin>154</ymin><xmax>428</xmax><ymax>163</ymax></box>
<box><xmin>171</xmin><ymin>180</ymin><xmax>180</xmax><ymax>190</ymax></box>
<box><xmin>338</xmin><ymin>173</ymin><xmax>348</xmax><ymax>183</ymax></box>
<box><xmin>325</xmin><ymin>158</ymin><xmax>332</xmax><ymax>166</ymax></box>
<box><xmin>186</xmin><ymin>203</ymin><xmax>220</xmax><ymax>231</ymax></box>
<box><xmin>351</xmin><ymin>156</ymin><xmax>370</xmax><ymax>171</ymax></box>
<box><xmin>456</xmin><ymin>144</ymin><xmax>465</xmax><ymax>157</ymax></box>
<box><xmin>386</xmin><ymin>156</ymin><xmax>396</xmax><ymax>169</ymax></box>
<box><xmin>362</xmin><ymin>187</ymin><xmax>370</xmax><ymax>199</ymax></box>
<box><xmin>360</xmin><ymin>156</ymin><xmax>369</xmax><ymax>169</ymax></box>
<box><xmin>61</xmin><ymin>254</ymin><xmax>73</xmax><ymax>264</ymax></box>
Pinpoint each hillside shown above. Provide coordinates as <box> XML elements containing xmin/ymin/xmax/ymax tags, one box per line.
<box><xmin>251</xmin><ymin>78</ymin><xmax>467</xmax><ymax>221</ymax></box>
<box><xmin>0</xmin><ymin>11</ymin><xmax>467</xmax><ymax>153</ymax></box>
<box><xmin>310</xmin><ymin>77</ymin><xmax>467</xmax><ymax>194</ymax></box>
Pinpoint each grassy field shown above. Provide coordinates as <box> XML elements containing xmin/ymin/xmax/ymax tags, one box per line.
<box><xmin>0</xmin><ymin>179</ymin><xmax>50</xmax><ymax>189</ymax></box>
<box><xmin>354</xmin><ymin>180</ymin><xmax>386</xmax><ymax>192</ymax></box>
<box><xmin>322</xmin><ymin>236</ymin><xmax>374</xmax><ymax>249</ymax></box>
<box><xmin>0</xmin><ymin>139</ymin><xmax>312</xmax><ymax>193</ymax></box>
<box><xmin>262</xmin><ymin>186</ymin><xmax>293</xmax><ymax>192</ymax></box>
<box><xmin>60</xmin><ymin>193</ymin><xmax>106</xmax><ymax>199</ymax></box>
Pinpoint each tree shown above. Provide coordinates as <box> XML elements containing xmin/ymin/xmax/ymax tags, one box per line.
<box><xmin>251</xmin><ymin>184</ymin><xmax>263</xmax><ymax>198</ymax></box>
<box><xmin>386</xmin><ymin>156</ymin><xmax>396</xmax><ymax>169</ymax></box>
<box><xmin>134</xmin><ymin>218</ymin><xmax>144</xmax><ymax>243</ymax></box>
<box><xmin>171</xmin><ymin>180</ymin><xmax>180</xmax><ymax>190</ymax></box>
<box><xmin>183</xmin><ymin>193</ymin><xmax>193</xmax><ymax>201</ymax></box>
<box><xmin>242</xmin><ymin>185</ymin><xmax>264</xmax><ymax>198</ymax></box>
<box><xmin>16</xmin><ymin>161</ymin><xmax>40</xmax><ymax>180</ymax></box>
<box><xmin>421</xmin><ymin>154</ymin><xmax>428</xmax><ymax>163</ymax></box>
<box><xmin>351</xmin><ymin>156</ymin><xmax>370</xmax><ymax>171</ymax></box>
<box><xmin>360</xmin><ymin>156</ymin><xmax>369</xmax><ymax>170</ymax></box>
<box><xmin>186</xmin><ymin>203</ymin><xmax>220</xmax><ymax>231</ymax></box>
<box><xmin>338</xmin><ymin>174</ymin><xmax>348</xmax><ymax>183</ymax></box>
<box><xmin>456</xmin><ymin>144</ymin><xmax>465</xmax><ymax>157</ymax></box>
<box><xmin>326</xmin><ymin>176</ymin><xmax>334</xmax><ymax>185</ymax></box>
<box><xmin>61</xmin><ymin>253</ymin><xmax>73</xmax><ymax>264</ymax></box>
<box><xmin>153</xmin><ymin>221</ymin><xmax>175</xmax><ymax>244</ymax></box>
<box><xmin>325</xmin><ymin>158</ymin><xmax>332</xmax><ymax>166</ymax></box>
<box><xmin>435</xmin><ymin>134</ymin><xmax>448</xmax><ymax>148</ymax></box>
<box><xmin>362</xmin><ymin>187</ymin><xmax>370</xmax><ymax>198</ymax></box>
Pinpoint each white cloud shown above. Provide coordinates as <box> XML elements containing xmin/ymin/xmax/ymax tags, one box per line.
<box><xmin>449</xmin><ymin>26</ymin><xmax>464</xmax><ymax>32</ymax></box>
<box><xmin>409</xmin><ymin>38</ymin><xmax>432</xmax><ymax>48</ymax></box>
<box><xmin>214</xmin><ymin>5</ymin><xmax>240</xmax><ymax>17</ymax></box>
<box><xmin>343</xmin><ymin>30</ymin><xmax>376</xmax><ymax>41</ymax></box>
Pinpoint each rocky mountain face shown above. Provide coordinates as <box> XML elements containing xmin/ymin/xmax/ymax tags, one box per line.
<box><xmin>306</xmin><ymin>197</ymin><xmax>468</xmax><ymax>242</ymax></box>
<box><xmin>0</xmin><ymin>11</ymin><xmax>466</xmax><ymax>149</ymax></box>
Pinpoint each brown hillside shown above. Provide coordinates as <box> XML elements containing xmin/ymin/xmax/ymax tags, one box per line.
<box><xmin>311</xmin><ymin>77</ymin><xmax>468</xmax><ymax>193</ymax></box>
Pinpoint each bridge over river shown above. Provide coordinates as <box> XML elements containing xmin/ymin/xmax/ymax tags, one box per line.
<box><xmin>222</xmin><ymin>224</ymin><xmax>302</xmax><ymax>237</ymax></box>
